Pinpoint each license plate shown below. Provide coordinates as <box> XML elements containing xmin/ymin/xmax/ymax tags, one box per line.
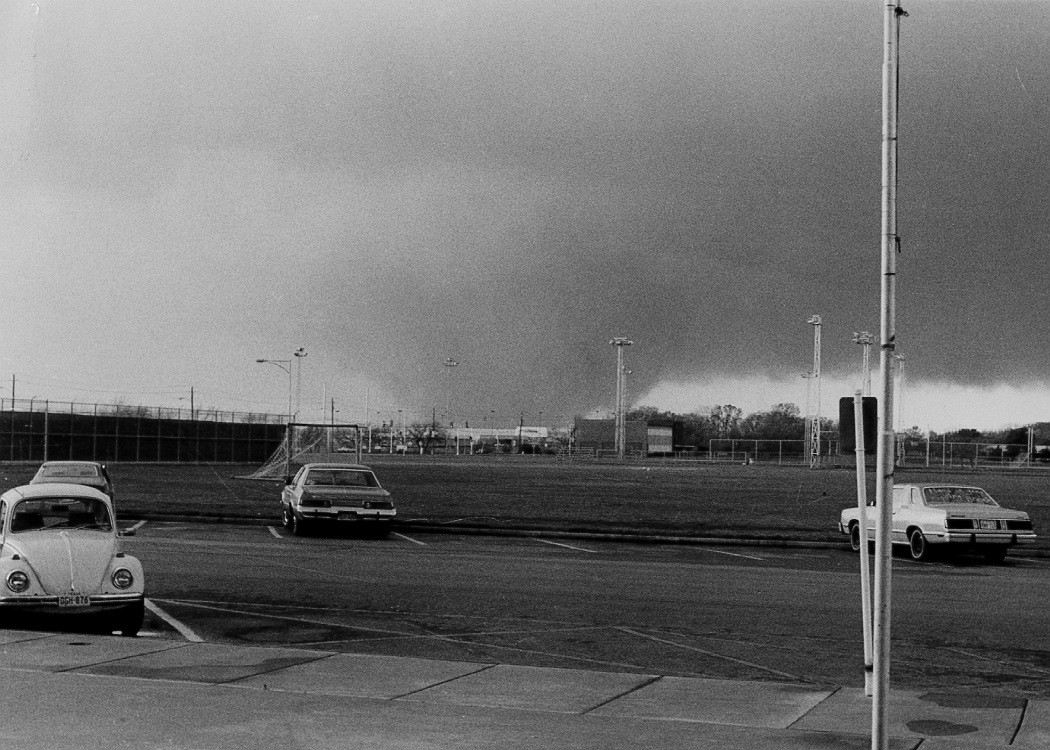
<box><xmin>58</xmin><ymin>594</ymin><xmax>91</xmax><ymax>607</ymax></box>
<box><xmin>338</xmin><ymin>513</ymin><xmax>357</xmax><ymax>521</ymax></box>
<box><xmin>979</xmin><ymin>520</ymin><xmax>998</xmax><ymax>530</ymax></box>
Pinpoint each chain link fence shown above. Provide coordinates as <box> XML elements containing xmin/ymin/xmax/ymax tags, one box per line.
<box><xmin>0</xmin><ymin>398</ymin><xmax>286</xmax><ymax>463</ymax></box>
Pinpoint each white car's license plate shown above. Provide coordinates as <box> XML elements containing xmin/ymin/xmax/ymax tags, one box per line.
<box><xmin>979</xmin><ymin>520</ymin><xmax>998</xmax><ymax>530</ymax></box>
<box><xmin>58</xmin><ymin>594</ymin><xmax>91</xmax><ymax>607</ymax></box>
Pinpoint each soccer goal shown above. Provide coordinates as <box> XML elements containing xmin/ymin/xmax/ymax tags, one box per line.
<box><xmin>239</xmin><ymin>423</ymin><xmax>364</xmax><ymax>481</ymax></box>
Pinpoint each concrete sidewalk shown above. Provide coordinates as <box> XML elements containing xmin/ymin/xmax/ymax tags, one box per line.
<box><xmin>1</xmin><ymin>628</ymin><xmax>1046</xmax><ymax>749</ymax></box>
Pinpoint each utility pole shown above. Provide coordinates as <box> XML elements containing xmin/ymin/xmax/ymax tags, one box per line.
<box><xmin>872</xmin><ymin>3</ymin><xmax>907</xmax><ymax>749</ymax></box>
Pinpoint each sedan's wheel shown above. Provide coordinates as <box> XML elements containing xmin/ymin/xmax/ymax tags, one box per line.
<box><xmin>983</xmin><ymin>546</ymin><xmax>1008</xmax><ymax>565</ymax></box>
<box><xmin>116</xmin><ymin>599</ymin><xmax>145</xmax><ymax>637</ymax></box>
<box><xmin>290</xmin><ymin>514</ymin><xmax>307</xmax><ymax>537</ymax></box>
<box><xmin>282</xmin><ymin>505</ymin><xmax>294</xmax><ymax>530</ymax></box>
<box><xmin>908</xmin><ymin>528</ymin><xmax>930</xmax><ymax>561</ymax></box>
<box><xmin>849</xmin><ymin>524</ymin><xmax>862</xmax><ymax>552</ymax></box>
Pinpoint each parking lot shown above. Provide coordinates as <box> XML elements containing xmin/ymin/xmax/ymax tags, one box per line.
<box><xmin>95</xmin><ymin>521</ymin><xmax>1050</xmax><ymax>700</ymax></box>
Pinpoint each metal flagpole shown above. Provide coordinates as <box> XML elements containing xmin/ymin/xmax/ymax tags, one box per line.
<box><xmin>873</xmin><ymin>2</ymin><xmax>906</xmax><ymax>748</ymax></box>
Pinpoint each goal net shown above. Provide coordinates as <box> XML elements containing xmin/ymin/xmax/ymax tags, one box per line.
<box><xmin>239</xmin><ymin>423</ymin><xmax>364</xmax><ymax>480</ymax></box>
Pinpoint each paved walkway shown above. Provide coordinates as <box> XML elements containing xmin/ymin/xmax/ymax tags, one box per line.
<box><xmin>1</xmin><ymin>628</ymin><xmax>1046</xmax><ymax>749</ymax></box>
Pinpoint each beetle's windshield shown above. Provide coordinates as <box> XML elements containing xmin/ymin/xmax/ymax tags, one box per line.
<box><xmin>10</xmin><ymin>498</ymin><xmax>113</xmax><ymax>532</ymax></box>
<box><xmin>923</xmin><ymin>487</ymin><xmax>998</xmax><ymax>506</ymax></box>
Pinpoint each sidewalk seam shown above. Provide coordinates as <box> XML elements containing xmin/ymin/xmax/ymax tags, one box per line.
<box><xmin>1009</xmin><ymin>698</ymin><xmax>1030</xmax><ymax>745</ymax></box>
<box><xmin>784</xmin><ymin>684</ymin><xmax>843</xmax><ymax>731</ymax></box>
<box><xmin>390</xmin><ymin>662</ymin><xmax>499</xmax><ymax>699</ymax></box>
<box><xmin>580</xmin><ymin>674</ymin><xmax>663</xmax><ymax>715</ymax></box>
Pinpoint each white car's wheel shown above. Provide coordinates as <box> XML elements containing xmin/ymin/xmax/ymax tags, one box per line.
<box><xmin>849</xmin><ymin>524</ymin><xmax>862</xmax><ymax>552</ymax></box>
<box><xmin>983</xmin><ymin>546</ymin><xmax>1008</xmax><ymax>565</ymax></box>
<box><xmin>908</xmin><ymin>528</ymin><xmax>931</xmax><ymax>561</ymax></box>
<box><xmin>282</xmin><ymin>504</ymin><xmax>294</xmax><ymax>530</ymax></box>
<box><xmin>115</xmin><ymin>599</ymin><xmax>145</xmax><ymax>637</ymax></box>
<box><xmin>290</xmin><ymin>513</ymin><xmax>308</xmax><ymax>537</ymax></box>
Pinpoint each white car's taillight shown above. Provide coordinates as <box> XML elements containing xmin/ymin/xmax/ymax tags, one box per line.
<box><xmin>6</xmin><ymin>571</ymin><xmax>30</xmax><ymax>593</ymax></box>
<box><xmin>112</xmin><ymin>568</ymin><xmax>134</xmax><ymax>589</ymax></box>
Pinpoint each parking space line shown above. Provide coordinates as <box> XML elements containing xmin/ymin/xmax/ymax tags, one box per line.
<box><xmin>268</xmin><ymin>526</ymin><xmax>284</xmax><ymax>539</ymax></box>
<box><xmin>126</xmin><ymin>520</ymin><xmax>148</xmax><ymax>533</ymax></box>
<box><xmin>534</xmin><ymin>538</ymin><xmax>598</xmax><ymax>553</ymax></box>
<box><xmin>707</xmin><ymin>548</ymin><xmax>765</xmax><ymax>561</ymax></box>
<box><xmin>145</xmin><ymin>599</ymin><xmax>205</xmax><ymax>643</ymax></box>
<box><xmin>392</xmin><ymin>531</ymin><xmax>426</xmax><ymax>546</ymax></box>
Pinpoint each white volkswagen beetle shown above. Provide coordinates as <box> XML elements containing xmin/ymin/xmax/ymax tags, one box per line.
<box><xmin>0</xmin><ymin>483</ymin><xmax>145</xmax><ymax>635</ymax></box>
<box><xmin>840</xmin><ymin>482</ymin><xmax>1037</xmax><ymax>563</ymax></box>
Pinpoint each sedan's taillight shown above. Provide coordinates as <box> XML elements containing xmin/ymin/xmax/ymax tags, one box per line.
<box><xmin>300</xmin><ymin>495</ymin><xmax>331</xmax><ymax>508</ymax></box>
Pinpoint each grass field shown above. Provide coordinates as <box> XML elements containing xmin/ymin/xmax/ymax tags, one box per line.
<box><xmin>2</xmin><ymin>457</ymin><xmax>1047</xmax><ymax>546</ymax></box>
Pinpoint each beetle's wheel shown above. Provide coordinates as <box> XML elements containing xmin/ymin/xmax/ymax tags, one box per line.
<box><xmin>908</xmin><ymin>528</ymin><xmax>930</xmax><ymax>561</ymax></box>
<box><xmin>116</xmin><ymin>599</ymin><xmax>145</xmax><ymax>637</ymax></box>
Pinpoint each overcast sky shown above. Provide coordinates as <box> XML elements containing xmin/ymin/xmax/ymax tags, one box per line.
<box><xmin>1</xmin><ymin>1</ymin><xmax>1047</xmax><ymax>431</ymax></box>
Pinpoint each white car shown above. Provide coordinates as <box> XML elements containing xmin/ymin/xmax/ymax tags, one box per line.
<box><xmin>281</xmin><ymin>463</ymin><xmax>395</xmax><ymax>537</ymax></box>
<box><xmin>839</xmin><ymin>482</ymin><xmax>1037</xmax><ymax>563</ymax></box>
<box><xmin>0</xmin><ymin>483</ymin><xmax>145</xmax><ymax>635</ymax></box>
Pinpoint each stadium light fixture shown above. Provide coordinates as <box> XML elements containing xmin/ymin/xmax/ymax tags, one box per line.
<box><xmin>256</xmin><ymin>358</ymin><xmax>293</xmax><ymax>425</ymax></box>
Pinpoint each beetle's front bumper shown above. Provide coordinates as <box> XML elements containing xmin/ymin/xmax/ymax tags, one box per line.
<box><xmin>0</xmin><ymin>592</ymin><xmax>143</xmax><ymax>611</ymax></box>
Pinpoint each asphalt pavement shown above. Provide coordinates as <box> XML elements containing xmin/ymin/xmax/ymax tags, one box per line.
<box><xmin>1</xmin><ymin>626</ymin><xmax>1047</xmax><ymax>749</ymax></box>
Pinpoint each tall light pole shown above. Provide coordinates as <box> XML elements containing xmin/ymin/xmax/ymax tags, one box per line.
<box><xmin>806</xmin><ymin>316</ymin><xmax>822</xmax><ymax>467</ymax></box>
<box><xmin>255</xmin><ymin>358</ymin><xmax>293</xmax><ymax>425</ymax></box>
<box><xmin>853</xmin><ymin>331</ymin><xmax>874</xmax><ymax>396</ymax></box>
<box><xmin>609</xmin><ymin>337</ymin><xmax>633</xmax><ymax>459</ymax></box>
<box><xmin>443</xmin><ymin>357</ymin><xmax>459</xmax><ymax>427</ymax></box>
<box><xmin>293</xmin><ymin>347</ymin><xmax>307</xmax><ymax>420</ymax></box>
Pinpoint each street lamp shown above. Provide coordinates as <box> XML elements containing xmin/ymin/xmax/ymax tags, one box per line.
<box><xmin>852</xmin><ymin>331</ymin><xmax>874</xmax><ymax>397</ymax></box>
<box><xmin>255</xmin><ymin>358</ymin><xmax>293</xmax><ymax>424</ymax></box>
<box><xmin>293</xmin><ymin>347</ymin><xmax>308</xmax><ymax>420</ymax></box>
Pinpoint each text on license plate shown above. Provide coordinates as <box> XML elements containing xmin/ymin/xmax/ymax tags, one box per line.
<box><xmin>58</xmin><ymin>594</ymin><xmax>91</xmax><ymax>607</ymax></box>
<box><xmin>979</xmin><ymin>520</ymin><xmax>998</xmax><ymax>530</ymax></box>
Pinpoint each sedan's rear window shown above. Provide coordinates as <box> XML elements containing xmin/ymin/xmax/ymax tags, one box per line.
<box><xmin>305</xmin><ymin>470</ymin><xmax>379</xmax><ymax>488</ymax></box>
<box><xmin>39</xmin><ymin>464</ymin><xmax>100</xmax><ymax>478</ymax></box>
<box><xmin>923</xmin><ymin>487</ymin><xmax>998</xmax><ymax>506</ymax></box>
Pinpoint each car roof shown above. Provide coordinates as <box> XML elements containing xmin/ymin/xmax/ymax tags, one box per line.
<box><xmin>1</xmin><ymin>483</ymin><xmax>112</xmax><ymax>503</ymax></box>
<box><xmin>301</xmin><ymin>463</ymin><xmax>374</xmax><ymax>471</ymax></box>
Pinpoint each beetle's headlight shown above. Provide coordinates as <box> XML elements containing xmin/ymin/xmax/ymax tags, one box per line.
<box><xmin>112</xmin><ymin>568</ymin><xmax>134</xmax><ymax>589</ymax></box>
<box><xmin>6</xmin><ymin>571</ymin><xmax>30</xmax><ymax>593</ymax></box>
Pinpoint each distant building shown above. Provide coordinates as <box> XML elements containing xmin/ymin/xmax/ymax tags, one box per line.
<box><xmin>574</xmin><ymin>419</ymin><xmax>677</xmax><ymax>456</ymax></box>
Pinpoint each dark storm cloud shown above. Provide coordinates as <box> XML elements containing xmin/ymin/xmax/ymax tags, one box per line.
<box><xmin>4</xmin><ymin>1</ymin><xmax>1048</xmax><ymax>422</ymax></box>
